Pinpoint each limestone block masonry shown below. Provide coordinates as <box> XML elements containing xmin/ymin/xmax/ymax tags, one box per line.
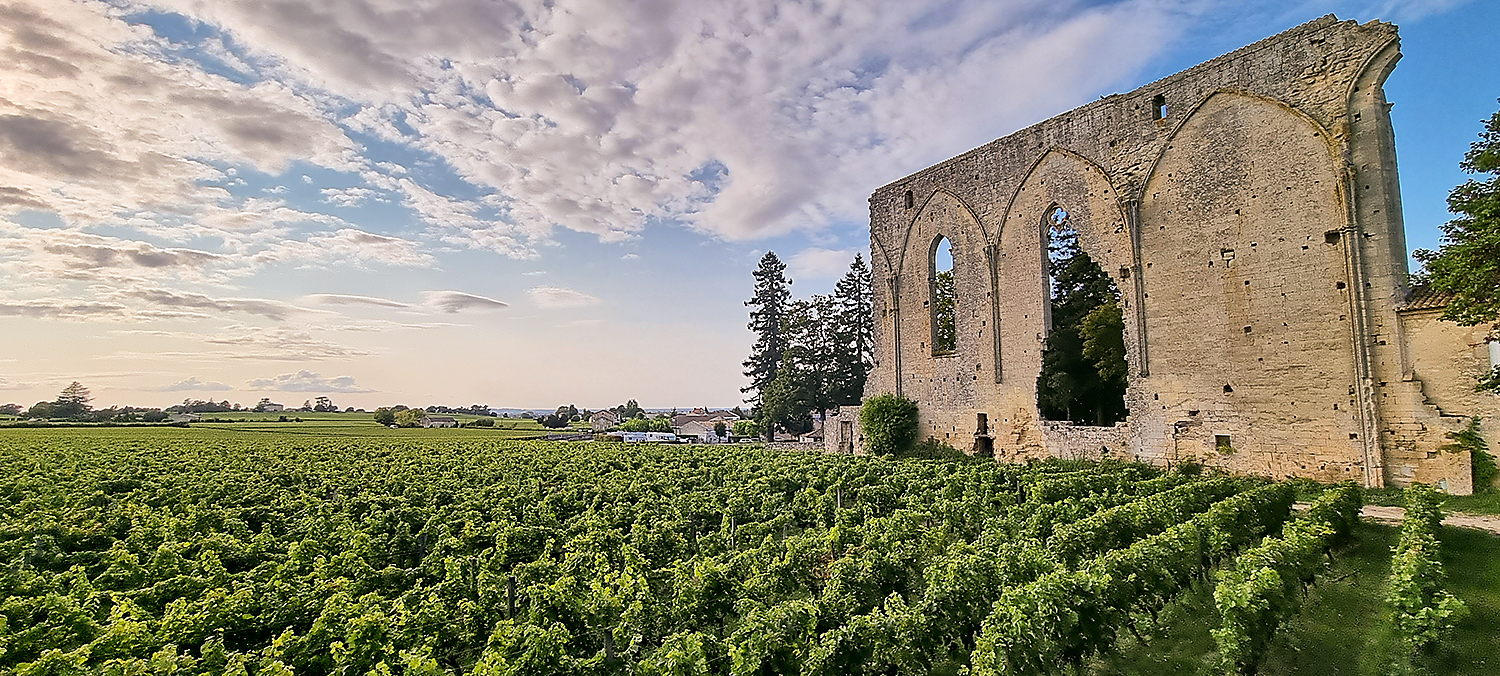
<box><xmin>824</xmin><ymin>15</ymin><xmax>1498</xmax><ymax>494</ymax></box>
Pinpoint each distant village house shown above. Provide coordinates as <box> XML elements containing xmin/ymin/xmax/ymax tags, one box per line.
<box><xmin>590</xmin><ymin>410</ymin><xmax>619</xmax><ymax>431</ymax></box>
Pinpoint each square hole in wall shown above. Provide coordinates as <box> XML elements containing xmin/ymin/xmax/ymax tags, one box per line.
<box><xmin>1215</xmin><ymin>435</ymin><xmax>1232</xmax><ymax>453</ymax></box>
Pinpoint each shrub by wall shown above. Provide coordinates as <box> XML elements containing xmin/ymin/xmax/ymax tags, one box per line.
<box><xmin>858</xmin><ymin>393</ymin><xmax>919</xmax><ymax>456</ymax></box>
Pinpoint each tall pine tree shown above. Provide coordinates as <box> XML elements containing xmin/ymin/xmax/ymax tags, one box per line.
<box><xmin>830</xmin><ymin>254</ymin><xmax>873</xmax><ymax>406</ymax></box>
<box><xmin>743</xmin><ymin>252</ymin><xmax>792</xmax><ymax>410</ymax></box>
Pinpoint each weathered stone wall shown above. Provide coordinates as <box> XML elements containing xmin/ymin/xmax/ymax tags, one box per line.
<box><xmin>831</xmin><ymin>15</ymin><xmax>1497</xmax><ymax>493</ymax></box>
<box><xmin>1393</xmin><ymin>307</ymin><xmax>1499</xmax><ymax>491</ymax></box>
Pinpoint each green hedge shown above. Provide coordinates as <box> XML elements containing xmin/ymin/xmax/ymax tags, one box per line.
<box><xmin>858</xmin><ymin>393</ymin><xmax>919</xmax><ymax>456</ymax></box>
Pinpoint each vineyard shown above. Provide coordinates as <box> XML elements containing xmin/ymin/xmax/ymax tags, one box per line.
<box><xmin>0</xmin><ymin>428</ymin><xmax>1483</xmax><ymax>675</ymax></box>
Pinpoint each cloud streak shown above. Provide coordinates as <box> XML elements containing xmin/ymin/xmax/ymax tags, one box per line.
<box><xmin>424</xmin><ymin>290</ymin><xmax>509</xmax><ymax>313</ymax></box>
<box><xmin>247</xmin><ymin>370</ymin><xmax>371</xmax><ymax>392</ymax></box>
<box><xmin>159</xmin><ymin>376</ymin><xmax>231</xmax><ymax>392</ymax></box>
<box><xmin>123</xmin><ymin>288</ymin><xmax>306</xmax><ymax>321</ymax></box>
<box><xmin>304</xmin><ymin>293</ymin><xmax>413</xmax><ymax>308</ymax></box>
<box><xmin>528</xmin><ymin>286</ymin><xmax>601</xmax><ymax>309</ymax></box>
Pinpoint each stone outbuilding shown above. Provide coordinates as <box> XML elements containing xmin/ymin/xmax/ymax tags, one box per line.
<box><xmin>826</xmin><ymin>16</ymin><xmax>1498</xmax><ymax>493</ymax></box>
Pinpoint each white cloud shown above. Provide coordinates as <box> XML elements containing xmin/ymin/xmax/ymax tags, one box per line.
<box><xmin>0</xmin><ymin>0</ymin><xmax>353</xmax><ymax>227</ymax></box>
<box><xmin>302</xmin><ymin>228</ymin><xmax>434</xmax><ymax>267</ymax></box>
<box><xmin>788</xmin><ymin>247</ymin><xmax>860</xmax><ymax>281</ymax></box>
<box><xmin>247</xmin><ymin>370</ymin><xmax>371</xmax><ymax>392</ymax></box>
<box><xmin>160</xmin><ymin>376</ymin><xmax>230</xmax><ymax>392</ymax></box>
<box><xmin>304</xmin><ymin>293</ymin><xmax>413</xmax><ymax>308</ymax></box>
<box><xmin>528</xmin><ymin>286</ymin><xmax>601</xmax><ymax>309</ymax></box>
<box><xmin>320</xmin><ymin>186</ymin><xmax>383</xmax><ymax>207</ymax></box>
<box><xmin>424</xmin><ymin>290</ymin><xmax>509</xmax><ymax>313</ymax></box>
<box><xmin>125</xmin><ymin>0</ymin><xmax>1185</xmax><ymax>248</ymax></box>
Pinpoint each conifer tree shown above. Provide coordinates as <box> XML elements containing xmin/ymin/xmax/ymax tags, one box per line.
<box><xmin>52</xmin><ymin>381</ymin><xmax>92</xmax><ymax>418</ymax></box>
<box><xmin>830</xmin><ymin>254</ymin><xmax>873</xmax><ymax>406</ymax></box>
<box><xmin>743</xmin><ymin>252</ymin><xmax>792</xmax><ymax>409</ymax></box>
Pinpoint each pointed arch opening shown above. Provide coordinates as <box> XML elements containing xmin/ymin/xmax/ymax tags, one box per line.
<box><xmin>1037</xmin><ymin>206</ymin><xmax>1128</xmax><ymax>426</ymax></box>
<box><xmin>930</xmin><ymin>235</ymin><xmax>956</xmax><ymax>356</ymax></box>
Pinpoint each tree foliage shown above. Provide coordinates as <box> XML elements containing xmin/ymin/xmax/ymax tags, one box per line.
<box><xmin>759</xmin><ymin>348</ymin><xmax>816</xmax><ymax>439</ymax></box>
<box><xmin>1444</xmin><ymin>417</ymin><xmax>1495</xmax><ymax>493</ymax></box>
<box><xmin>1080</xmin><ymin>301</ymin><xmax>1128</xmax><ymax>388</ymax></box>
<box><xmin>732</xmin><ymin>419</ymin><xmax>761</xmax><ymax>437</ymax></box>
<box><xmin>933</xmin><ymin>269</ymin><xmax>956</xmax><ymax>354</ymax></box>
<box><xmin>745</xmin><ymin>252</ymin><xmax>874</xmax><ymax>437</ymax></box>
<box><xmin>620</xmin><ymin>416</ymin><xmax>672</xmax><ymax>433</ymax></box>
<box><xmin>1414</xmin><ymin>100</ymin><xmax>1500</xmax><ymax>392</ymax></box>
<box><xmin>373</xmin><ymin>408</ymin><xmax>397</xmax><ymax>426</ymax></box>
<box><xmin>830</xmin><ymin>255</ymin><xmax>874</xmax><ymax>407</ymax></box>
<box><xmin>394</xmin><ymin>408</ymin><xmax>426</xmax><ymax>428</ymax></box>
<box><xmin>51</xmin><ymin>381</ymin><xmax>93</xmax><ymax>418</ymax></box>
<box><xmin>614</xmin><ymin>399</ymin><xmax>645</xmax><ymax>420</ymax></box>
<box><xmin>1036</xmin><ymin>225</ymin><xmax>1127</xmax><ymax>425</ymax></box>
<box><xmin>858</xmin><ymin>393</ymin><xmax>919</xmax><ymax>456</ymax></box>
<box><xmin>743</xmin><ymin>252</ymin><xmax>792</xmax><ymax>409</ymax></box>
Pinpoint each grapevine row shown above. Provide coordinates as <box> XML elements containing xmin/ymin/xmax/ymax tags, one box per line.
<box><xmin>1385</xmin><ymin>483</ymin><xmax>1466</xmax><ymax>661</ymax></box>
<box><xmin>969</xmin><ymin>481</ymin><xmax>1297</xmax><ymax>676</ymax></box>
<box><xmin>1210</xmin><ymin>484</ymin><xmax>1362</xmax><ymax>676</ymax></box>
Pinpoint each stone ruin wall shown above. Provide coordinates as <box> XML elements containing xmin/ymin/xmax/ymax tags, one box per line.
<box><xmin>825</xmin><ymin>15</ymin><xmax>1499</xmax><ymax>493</ymax></box>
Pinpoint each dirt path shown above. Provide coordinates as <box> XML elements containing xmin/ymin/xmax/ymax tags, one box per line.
<box><xmin>1293</xmin><ymin>502</ymin><xmax>1500</xmax><ymax>535</ymax></box>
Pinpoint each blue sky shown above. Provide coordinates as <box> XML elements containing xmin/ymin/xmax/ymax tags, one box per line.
<box><xmin>0</xmin><ymin>0</ymin><xmax>1494</xmax><ymax>410</ymax></box>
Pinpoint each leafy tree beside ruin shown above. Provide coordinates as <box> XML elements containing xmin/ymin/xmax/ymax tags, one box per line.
<box><xmin>759</xmin><ymin>347</ymin><xmax>817</xmax><ymax>439</ymax></box>
<box><xmin>1414</xmin><ymin>99</ymin><xmax>1500</xmax><ymax>392</ymax></box>
<box><xmin>1037</xmin><ymin>221</ymin><xmax>1129</xmax><ymax>426</ymax></box>
<box><xmin>933</xmin><ymin>268</ymin><xmax>956</xmax><ymax>353</ymax></box>
<box><xmin>744</xmin><ymin>252</ymin><xmax>874</xmax><ymax>438</ymax></box>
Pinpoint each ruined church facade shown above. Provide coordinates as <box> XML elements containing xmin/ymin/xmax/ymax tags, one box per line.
<box><xmin>826</xmin><ymin>16</ymin><xmax>1499</xmax><ymax>493</ymax></box>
